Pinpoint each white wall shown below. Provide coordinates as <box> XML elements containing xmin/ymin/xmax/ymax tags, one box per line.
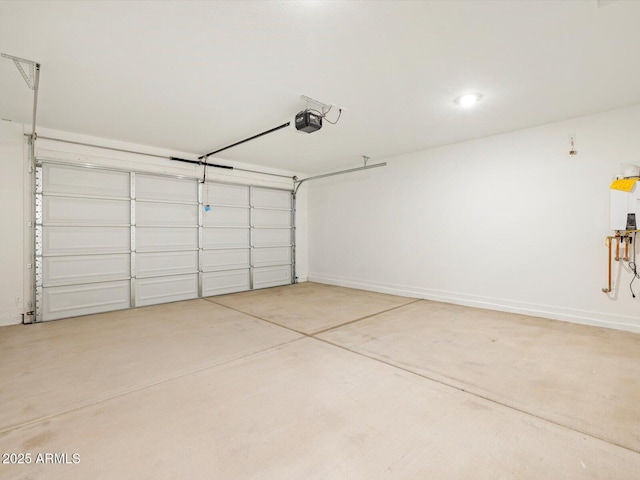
<box><xmin>308</xmin><ymin>105</ymin><xmax>640</xmax><ymax>332</ymax></box>
<box><xmin>0</xmin><ymin>124</ymin><xmax>308</xmax><ymax>326</ymax></box>
<box><xmin>0</xmin><ymin>121</ymin><xmax>26</xmax><ymax>325</ymax></box>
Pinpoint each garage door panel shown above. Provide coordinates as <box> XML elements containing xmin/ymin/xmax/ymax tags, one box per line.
<box><xmin>43</xmin><ymin>254</ymin><xmax>130</xmax><ymax>287</ymax></box>
<box><xmin>136</xmin><ymin>227</ymin><xmax>198</xmax><ymax>252</ymax></box>
<box><xmin>253</xmin><ymin>228</ymin><xmax>291</xmax><ymax>247</ymax></box>
<box><xmin>202</xmin><ymin>249</ymin><xmax>250</xmax><ymax>272</ymax></box>
<box><xmin>202</xmin><ymin>228</ymin><xmax>250</xmax><ymax>249</ymax></box>
<box><xmin>251</xmin><ymin>188</ymin><xmax>291</xmax><ymax>209</ymax></box>
<box><xmin>253</xmin><ymin>247</ymin><xmax>291</xmax><ymax>268</ymax></box>
<box><xmin>252</xmin><ymin>208</ymin><xmax>291</xmax><ymax>228</ymax></box>
<box><xmin>43</xmin><ymin>226</ymin><xmax>130</xmax><ymax>255</ymax></box>
<box><xmin>135</xmin><ymin>274</ymin><xmax>198</xmax><ymax>307</ymax></box>
<box><xmin>136</xmin><ymin>202</ymin><xmax>198</xmax><ymax>226</ymax></box>
<box><xmin>136</xmin><ymin>175</ymin><xmax>197</xmax><ymax>203</ymax></box>
<box><xmin>38</xmin><ymin>163</ymin><xmax>294</xmax><ymax>321</ymax></box>
<box><xmin>202</xmin><ymin>206</ymin><xmax>250</xmax><ymax>227</ymax></box>
<box><xmin>43</xmin><ymin>164</ymin><xmax>130</xmax><ymax>198</ymax></box>
<box><xmin>206</xmin><ymin>183</ymin><xmax>249</xmax><ymax>206</ymax></box>
<box><xmin>42</xmin><ymin>280</ymin><xmax>130</xmax><ymax>321</ymax></box>
<box><xmin>136</xmin><ymin>251</ymin><xmax>198</xmax><ymax>277</ymax></box>
<box><xmin>202</xmin><ymin>269</ymin><xmax>250</xmax><ymax>296</ymax></box>
<box><xmin>253</xmin><ymin>265</ymin><xmax>292</xmax><ymax>289</ymax></box>
<box><xmin>43</xmin><ymin>196</ymin><xmax>129</xmax><ymax>225</ymax></box>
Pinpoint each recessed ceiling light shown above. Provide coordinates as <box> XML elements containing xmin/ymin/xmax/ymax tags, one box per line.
<box><xmin>455</xmin><ymin>93</ymin><xmax>483</xmax><ymax>107</ymax></box>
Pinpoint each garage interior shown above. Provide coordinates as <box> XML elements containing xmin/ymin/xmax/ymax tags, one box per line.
<box><xmin>1</xmin><ymin>1</ymin><xmax>640</xmax><ymax>478</ymax></box>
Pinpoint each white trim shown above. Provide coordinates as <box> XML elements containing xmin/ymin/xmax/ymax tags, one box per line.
<box><xmin>308</xmin><ymin>274</ymin><xmax>640</xmax><ymax>334</ymax></box>
<box><xmin>0</xmin><ymin>309</ymin><xmax>23</xmax><ymax>326</ymax></box>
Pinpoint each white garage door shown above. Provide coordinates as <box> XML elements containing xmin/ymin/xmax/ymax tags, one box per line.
<box><xmin>35</xmin><ymin>162</ymin><xmax>293</xmax><ymax>322</ymax></box>
<box><xmin>202</xmin><ymin>183</ymin><xmax>251</xmax><ymax>296</ymax></box>
<box><xmin>251</xmin><ymin>187</ymin><xmax>293</xmax><ymax>289</ymax></box>
<box><xmin>134</xmin><ymin>174</ymin><xmax>199</xmax><ymax>307</ymax></box>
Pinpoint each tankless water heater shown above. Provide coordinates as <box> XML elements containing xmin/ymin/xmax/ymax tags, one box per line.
<box><xmin>611</xmin><ymin>180</ymin><xmax>640</xmax><ymax>230</ymax></box>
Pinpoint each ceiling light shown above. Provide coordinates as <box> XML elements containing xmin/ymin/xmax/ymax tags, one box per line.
<box><xmin>455</xmin><ymin>93</ymin><xmax>483</xmax><ymax>107</ymax></box>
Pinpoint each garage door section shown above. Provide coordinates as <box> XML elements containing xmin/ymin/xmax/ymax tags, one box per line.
<box><xmin>251</xmin><ymin>187</ymin><xmax>293</xmax><ymax>289</ymax></box>
<box><xmin>201</xmin><ymin>183</ymin><xmax>251</xmax><ymax>296</ymax></box>
<box><xmin>36</xmin><ymin>164</ymin><xmax>132</xmax><ymax>321</ymax></box>
<box><xmin>134</xmin><ymin>174</ymin><xmax>199</xmax><ymax>306</ymax></box>
<box><xmin>35</xmin><ymin>162</ymin><xmax>294</xmax><ymax>322</ymax></box>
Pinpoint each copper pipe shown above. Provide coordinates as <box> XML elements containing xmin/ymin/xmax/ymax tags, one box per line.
<box><xmin>615</xmin><ymin>236</ymin><xmax>621</xmax><ymax>261</ymax></box>
<box><xmin>602</xmin><ymin>237</ymin><xmax>613</xmax><ymax>293</ymax></box>
<box><xmin>624</xmin><ymin>236</ymin><xmax>630</xmax><ymax>262</ymax></box>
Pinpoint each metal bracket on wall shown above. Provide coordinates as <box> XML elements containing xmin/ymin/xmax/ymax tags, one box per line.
<box><xmin>1</xmin><ymin>53</ymin><xmax>40</xmax><ymax>140</ymax></box>
<box><xmin>34</xmin><ymin>166</ymin><xmax>43</xmax><ymax>322</ymax></box>
<box><xmin>35</xmin><ymin>257</ymin><xmax>42</xmax><ymax>320</ymax></box>
<box><xmin>2</xmin><ymin>53</ymin><xmax>37</xmax><ymax>90</ymax></box>
<box><xmin>6</xmin><ymin>53</ymin><xmax>42</xmax><ymax>322</ymax></box>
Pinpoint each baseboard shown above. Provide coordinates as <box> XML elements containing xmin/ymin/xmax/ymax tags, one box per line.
<box><xmin>0</xmin><ymin>311</ymin><xmax>23</xmax><ymax>327</ymax></box>
<box><xmin>308</xmin><ymin>274</ymin><xmax>640</xmax><ymax>334</ymax></box>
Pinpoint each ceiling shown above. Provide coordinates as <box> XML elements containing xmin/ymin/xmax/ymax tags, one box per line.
<box><xmin>1</xmin><ymin>0</ymin><xmax>639</xmax><ymax>174</ymax></box>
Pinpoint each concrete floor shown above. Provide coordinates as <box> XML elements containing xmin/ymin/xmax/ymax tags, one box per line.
<box><xmin>1</xmin><ymin>282</ymin><xmax>639</xmax><ymax>479</ymax></box>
